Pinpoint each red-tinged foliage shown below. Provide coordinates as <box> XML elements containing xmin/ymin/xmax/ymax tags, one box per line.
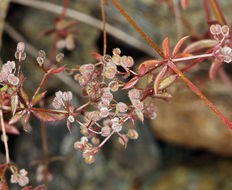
<box><xmin>31</xmin><ymin>110</ymin><xmax>66</xmax><ymax>122</ymax></box>
<box><xmin>90</xmin><ymin>52</ymin><xmax>102</xmax><ymax>61</ymax></box>
<box><xmin>9</xmin><ymin>110</ymin><xmax>26</xmax><ymax>125</ymax></box>
<box><xmin>11</xmin><ymin>94</ymin><xmax>18</xmax><ymax>115</ymax></box>
<box><xmin>181</xmin><ymin>0</ymin><xmax>188</xmax><ymax>9</ymax></box>
<box><xmin>23</xmin><ymin>112</ymin><xmax>31</xmax><ymax>131</ymax></box>
<box><xmin>138</xmin><ymin>64</ymin><xmax>146</xmax><ymax>77</ymax></box>
<box><xmin>138</xmin><ymin>60</ymin><xmax>164</xmax><ymax>70</ymax></box>
<box><xmin>20</xmin><ymin>87</ymin><xmax>29</xmax><ymax>105</ymax></box>
<box><xmin>31</xmin><ymin>91</ymin><xmax>47</xmax><ymax>106</ymax></box>
<box><xmin>183</xmin><ymin>39</ymin><xmax>217</xmax><ymax>54</ymax></box>
<box><xmin>209</xmin><ymin>58</ymin><xmax>223</xmax><ymax>81</ymax></box>
<box><xmin>0</xmin><ymin>122</ymin><xmax>20</xmax><ymax>135</ymax></box>
<box><xmin>158</xmin><ymin>74</ymin><xmax>177</xmax><ymax>90</ymax></box>
<box><xmin>49</xmin><ymin>65</ymin><xmax>65</xmax><ymax>74</ymax></box>
<box><xmin>123</xmin><ymin>77</ymin><xmax>139</xmax><ymax>90</ymax></box>
<box><xmin>162</xmin><ymin>37</ymin><xmax>170</xmax><ymax>58</ymax></box>
<box><xmin>172</xmin><ymin>36</ymin><xmax>189</xmax><ymax>58</ymax></box>
<box><xmin>154</xmin><ymin>65</ymin><xmax>168</xmax><ymax>94</ymax></box>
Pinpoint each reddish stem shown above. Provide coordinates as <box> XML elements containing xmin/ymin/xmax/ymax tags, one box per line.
<box><xmin>109</xmin><ymin>0</ymin><xmax>164</xmax><ymax>58</ymax></box>
<box><xmin>168</xmin><ymin>61</ymin><xmax>232</xmax><ymax>129</ymax></box>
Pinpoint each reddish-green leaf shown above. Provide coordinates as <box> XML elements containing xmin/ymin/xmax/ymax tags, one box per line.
<box><xmin>158</xmin><ymin>74</ymin><xmax>177</xmax><ymax>90</ymax></box>
<box><xmin>24</xmin><ymin>111</ymin><xmax>31</xmax><ymax>131</ymax></box>
<box><xmin>90</xmin><ymin>52</ymin><xmax>102</xmax><ymax>61</ymax></box>
<box><xmin>154</xmin><ymin>65</ymin><xmax>168</xmax><ymax>94</ymax></box>
<box><xmin>139</xmin><ymin>60</ymin><xmax>164</xmax><ymax>69</ymax></box>
<box><xmin>50</xmin><ymin>65</ymin><xmax>65</xmax><ymax>74</ymax></box>
<box><xmin>20</xmin><ymin>87</ymin><xmax>29</xmax><ymax>105</ymax></box>
<box><xmin>123</xmin><ymin>77</ymin><xmax>139</xmax><ymax>90</ymax></box>
<box><xmin>209</xmin><ymin>58</ymin><xmax>223</xmax><ymax>81</ymax></box>
<box><xmin>162</xmin><ymin>37</ymin><xmax>170</xmax><ymax>58</ymax></box>
<box><xmin>32</xmin><ymin>91</ymin><xmax>47</xmax><ymax>106</ymax></box>
<box><xmin>181</xmin><ymin>0</ymin><xmax>188</xmax><ymax>9</ymax></box>
<box><xmin>9</xmin><ymin>110</ymin><xmax>26</xmax><ymax>125</ymax></box>
<box><xmin>138</xmin><ymin>64</ymin><xmax>146</xmax><ymax>77</ymax></box>
<box><xmin>183</xmin><ymin>39</ymin><xmax>217</xmax><ymax>54</ymax></box>
<box><xmin>0</xmin><ymin>85</ymin><xmax>8</xmax><ymax>92</ymax></box>
<box><xmin>0</xmin><ymin>122</ymin><xmax>20</xmax><ymax>135</ymax></box>
<box><xmin>32</xmin><ymin>110</ymin><xmax>66</xmax><ymax>122</ymax></box>
<box><xmin>172</xmin><ymin>36</ymin><xmax>189</xmax><ymax>58</ymax></box>
<box><xmin>135</xmin><ymin>109</ymin><xmax>144</xmax><ymax>123</ymax></box>
<box><xmin>11</xmin><ymin>94</ymin><xmax>18</xmax><ymax>115</ymax></box>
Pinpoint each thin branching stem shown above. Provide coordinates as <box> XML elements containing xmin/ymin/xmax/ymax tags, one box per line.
<box><xmin>0</xmin><ymin>109</ymin><xmax>10</xmax><ymax>163</ymax></box>
<box><xmin>101</xmin><ymin>0</ymin><xmax>107</xmax><ymax>55</ymax></box>
<box><xmin>109</xmin><ymin>0</ymin><xmax>164</xmax><ymax>58</ymax></box>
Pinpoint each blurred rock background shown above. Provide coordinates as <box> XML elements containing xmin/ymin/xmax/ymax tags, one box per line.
<box><xmin>1</xmin><ymin>0</ymin><xmax>232</xmax><ymax>189</ymax></box>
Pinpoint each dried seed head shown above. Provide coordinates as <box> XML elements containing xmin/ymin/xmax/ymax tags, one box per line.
<box><xmin>101</xmin><ymin>126</ymin><xmax>111</xmax><ymax>137</ymax></box>
<box><xmin>68</xmin><ymin>115</ymin><xmax>75</xmax><ymax>123</ymax></box>
<box><xmin>38</xmin><ymin>50</ymin><xmax>46</xmax><ymax>59</ymax></box>
<box><xmin>74</xmin><ymin>141</ymin><xmax>84</xmax><ymax>151</ymax></box>
<box><xmin>63</xmin><ymin>91</ymin><xmax>73</xmax><ymax>101</ymax></box>
<box><xmin>113</xmin><ymin>48</ymin><xmax>121</xmax><ymax>55</ymax></box>
<box><xmin>221</xmin><ymin>25</ymin><xmax>229</xmax><ymax>36</ymax></box>
<box><xmin>17</xmin><ymin>42</ymin><xmax>25</xmax><ymax>52</ymax></box>
<box><xmin>56</xmin><ymin>53</ymin><xmax>64</xmax><ymax>62</ymax></box>
<box><xmin>112</xmin><ymin>123</ymin><xmax>122</xmax><ymax>132</ymax></box>
<box><xmin>7</xmin><ymin>74</ymin><xmax>19</xmax><ymax>86</ymax></box>
<box><xmin>128</xmin><ymin>129</ymin><xmax>139</xmax><ymax>139</ymax></box>
<box><xmin>121</xmin><ymin>56</ymin><xmax>134</xmax><ymax>67</ymax></box>
<box><xmin>109</xmin><ymin>81</ymin><xmax>119</xmax><ymax>92</ymax></box>
<box><xmin>37</xmin><ymin>57</ymin><xmax>44</xmax><ymax>66</ymax></box>
<box><xmin>116</xmin><ymin>102</ymin><xmax>128</xmax><ymax>113</ymax></box>
<box><xmin>52</xmin><ymin>97</ymin><xmax>62</xmax><ymax>109</ymax></box>
<box><xmin>91</xmin><ymin>137</ymin><xmax>100</xmax><ymax>144</ymax></box>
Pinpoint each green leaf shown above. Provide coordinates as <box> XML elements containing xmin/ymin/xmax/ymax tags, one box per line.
<box><xmin>135</xmin><ymin>109</ymin><xmax>144</xmax><ymax>123</ymax></box>
<box><xmin>0</xmin><ymin>85</ymin><xmax>8</xmax><ymax>92</ymax></box>
<box><xmin>158</xmin><ymin>74</ymin><xmax>177</xmax><ymax>90</ymax></box>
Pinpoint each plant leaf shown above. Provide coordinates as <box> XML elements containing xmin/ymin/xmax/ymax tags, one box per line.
<box><xmin>158</xmin><ymin>74</ymin><xmax>177</xmax><ymax>90</ymax></box>
<box><xmin>20</xmin><ymin>87</ymin><xmax>29</xmax><ymax>105</ymax></box>
<box><xmin>24</xmin><ymin>111</ymin><xmax>31</xmax><ymax>131</ymax></box>
<box><xmin>11</xmin><ymin>94</ymin><xmax>18</xmax><ymax>115</ymax></box>
<box><xmin>183</xmin><ymin>39</ymin><xmax>217</xmax><ymax>54</ymax></box>
<box><xmin>32</xmin><ymin>110</ymin><xmax>66</xmax><ymax>122</ymax></box>
<box><xmin>154</xmin><ymin>65</ymin><xmax>168</xmax><ymax>94</ymax></box>
<box><xmin>90</xmin><ymin>52</ymin><xmax>102</xmax><ymax>61</ymax></box>
<box><xmin>139</xmin><ymin>60</ymin><xmax>164</xmax><ymax>69</ymax></box>
<box><xmin>123</xmin><ymin>77</ymin><xmax>139</xmax><ymax>90</ymax></box>
<box><xmin>181</xmin><ymin>0</ymin><xmax>188</xmax><ymax>9</ymax></box>
<box><xmin>32</xmin><ymin>91</ymin><xmax>47</xmax><ymax>106</ymax></box>
<box><xmin>49</xmin><ymin>65</ymin><xmax>65</xmax><ymax>74</ymax></box>
<box><xmin>135</xmin><ymin>109</ymin><xmax>144</xmax><ymax>123</ymax></box>
<box><xmin>9</xmin><ymin>110</ymin><xmax>26</xmax><ymax>125</ymax></box>
<box><xmin>162</xmin><ymin>37</ymin><xmax>170</xmax><ymax>58</ymax></box>
<box><xmin>0</xmin><ymin>122</ymin><xmax>20</xmax><ymax>135</ymax></box>
<box><xmin>138</xmin><ymin>64</ymin><xmax>146</xmax><ymax>76</ymax></box>
<box><xmin>209</xmin><ymin>58</ymin><xmax>223</xmax><ymax>81</ymax></box>
<box><xmin>0</xmin><ymin>85</ymin><xmax>8</xmax><ymax>92</ymax></box>
<box><xmin>172</xmin><ymin>36</ymin><xmax>189</xmax><ymax>58</ymax></box>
